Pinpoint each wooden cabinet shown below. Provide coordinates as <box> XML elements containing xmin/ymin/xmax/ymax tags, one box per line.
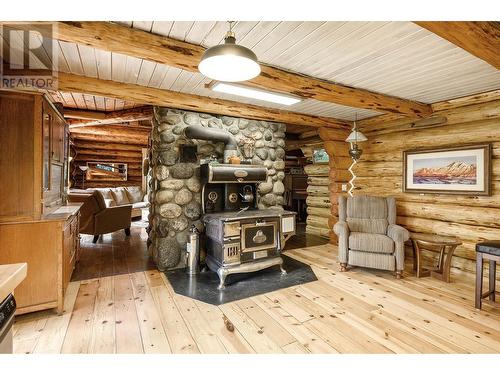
<box><xmin>0</xmin><ymin>90</ymin><xmax>80</xmax><ymax>314</ymax></box>
<box><xmin>0</xmin><ymin>92</ymin><xmax>38</xmax><ymax>222</ymax></box>
<box><xmin>0</xmin><ymin>208</ymin><xmax>81</xmax><ymax>314</ymax></box>
<box><xmin>0</xmin><ymin>91</ymin><xmax>68</xmax><ymax>222</ymax></box>
<box><xmin>63</xmin><ymin>213</ymin><xmax>80</xmax><ymax>289</ymax></box>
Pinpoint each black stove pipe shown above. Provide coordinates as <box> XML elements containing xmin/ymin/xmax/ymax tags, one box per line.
<box><xmin>184</xmin><ymin>125</ymin><xmax>238</xmax><ymax>150</ymax></box>
<box><xmin>184</xmin><ymin>125</ymin><xmax>238</xmax><ymax>162</ymax></box>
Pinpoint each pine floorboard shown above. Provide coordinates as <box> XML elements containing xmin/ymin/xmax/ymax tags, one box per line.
<box><xmin>12</xmin><ymin>229</ymin><xmax>500</xmax><ymax>354</ymax></box>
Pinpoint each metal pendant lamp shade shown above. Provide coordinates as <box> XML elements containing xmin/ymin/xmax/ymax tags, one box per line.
<box><xmin>199</xmin><ymin>25</ymin><xmax>261</xmax><ymax>82</ymax></box>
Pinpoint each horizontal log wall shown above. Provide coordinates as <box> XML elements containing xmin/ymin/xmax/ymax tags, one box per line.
<box><xmin>318</xmin><ymin>128</ymin><xmax>351</xmax><ymax>243</ymax></box>
<box><xmin>304</xmin><ymin>163</ymin><xmax>331</xmax><ymax>238</ymax></box>
<box><xmin>70</xmin><ymin>124</ymin><xmax>150</xmax><ymax>189</ymax></box>
<box><xmin>354</xmin><ymin>99</ymin><xmax>500</xmax><ymax>278</ymax></box>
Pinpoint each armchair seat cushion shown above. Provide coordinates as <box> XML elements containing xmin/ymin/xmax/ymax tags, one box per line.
<box><xmin>349</xmin><ymin>232</ymin><xmax>394</xmax><ymax>254</ymax></box>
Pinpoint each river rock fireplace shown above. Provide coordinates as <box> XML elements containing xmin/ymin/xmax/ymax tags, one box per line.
<box><xmin>147</xmin><ymin>107</ymin><xmax>290</xmax><ymax>272</ymax></box>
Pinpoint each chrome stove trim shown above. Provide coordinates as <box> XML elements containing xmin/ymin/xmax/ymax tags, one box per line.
<box><xmin>206</xmin><ymin>255</ymin><xmax>286</xmax><ymax>290</ymax></box>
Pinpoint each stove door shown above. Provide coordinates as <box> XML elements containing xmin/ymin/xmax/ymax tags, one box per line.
<box><xmin>241</xmin><ymin>221</ymin><xmax>277</xmax><ymax>252</ymax></box>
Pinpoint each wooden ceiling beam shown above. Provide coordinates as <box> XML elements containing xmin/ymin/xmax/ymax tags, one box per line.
<box><xmin>72</xmin><ymin>140</ymin><xmax>145</xmax><ymax>152</ymax></box>
<box><xmin>357</xmin><ymin>89</ymin><xmax>500</xmax><ymax>131</ymax></box>
<box><xmin>65</xmin><ymin>106</ymin><xmax>153</xmax><ymax>127</ymax></box>
<box><xmin>414</xmin><ymin>22</ymin><xmax>500</xmax><ymax>69</ymax></box>
<box><xmin>51</xmin><ymin>21</ymin><xmax>432</xmax><ymax>118</ymax></box>
<box><xmin>63</xmin><ymin>109</ymin><xmax>107</xmax><ymax>120</ymax></box>
<box><xmin>54</xmin><ymin>72</ymin><xmax>350</xmax><ymax>129</ymax></box>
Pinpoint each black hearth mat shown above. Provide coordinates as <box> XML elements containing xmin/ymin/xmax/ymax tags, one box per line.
<box><xmin>164</xmin><ymin>255</ymin><xmax>318</xmax><ymax>305</ymax></box>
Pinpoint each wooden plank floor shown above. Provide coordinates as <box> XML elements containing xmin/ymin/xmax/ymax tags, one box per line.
<box><xmin>71</xmin><ymin>227</ymin><xmax>156</xmax><ymax>281</ymax></box>
<box><xmin>13</xmin><ymin>231</ymin><xmax>500</xmax><ymax>354</ymax></box>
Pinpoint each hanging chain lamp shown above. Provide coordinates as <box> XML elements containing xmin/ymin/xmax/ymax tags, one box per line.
<box><xmin>345</xmin><ymin>114</ymin><xmax>368</xmax><ymax>196</ymax></box>
<box><xmin>199</xmin><ymin>21</ymin><xmax>261</xmax><ymax>82</ymax></box>
<box><xmin>346</xmin><ymin>114</ymin><xmax>368</xmax><ymax>161</ymax></box>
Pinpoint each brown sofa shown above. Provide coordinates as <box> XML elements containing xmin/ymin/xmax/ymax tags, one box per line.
<box><xmin>87</xmin><ymin>186</ymin><xmax>149</xmax><ymax>219</ymax></box>
<box><xmin>68</xmin><ymin>190</ymin><xmax>132</xmax><ymax>243</ymax></box>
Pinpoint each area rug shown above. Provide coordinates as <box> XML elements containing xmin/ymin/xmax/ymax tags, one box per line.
<box><xmin>164</xmin><ymin>255</ymin><xmax>318</xmax><ymax>305</ymax></box>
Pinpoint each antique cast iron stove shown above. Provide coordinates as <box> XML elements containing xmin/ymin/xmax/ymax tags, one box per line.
<box><xmin>200</xmin><ymin>163</ymin><xmax>296</xmax><ymax>289</ymax></box>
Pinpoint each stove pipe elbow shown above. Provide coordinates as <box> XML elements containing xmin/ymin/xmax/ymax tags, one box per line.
<box><xmin>184</xmin><ymin>125</ymin><xmax>237</xmax><ymax>150</ymax></box>
<box><xmin>184</xmin><ymin>125</ymin><xmax>238</xmax><ymax>163</ymax></box>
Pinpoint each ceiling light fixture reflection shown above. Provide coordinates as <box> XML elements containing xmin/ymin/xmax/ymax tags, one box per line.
<box><xmin>210</xmin><ymin>82</ymin><xmax>302</xmax><ymax>106</ymax></box>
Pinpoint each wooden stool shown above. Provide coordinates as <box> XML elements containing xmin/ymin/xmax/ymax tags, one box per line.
<box><xmin>475</xmin><ymin>241</ymin><xmax>500</xmax><ymax>310</ymax></box>
<box><xmin>410</xmin><ymin>232</ymin><xmax>461</xmax><ymax>283</ymax></box>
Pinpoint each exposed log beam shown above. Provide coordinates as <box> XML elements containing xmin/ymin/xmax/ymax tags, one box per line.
<box><xmin>64</xmin><ymin>106</ymin><xmax>153</xmax><ymax>127</ymax></box>
<box><xmin>71</xmin><ymin>140</ymin><xmax>145</xmax><ymax>152</ymax></box>
<box><xmin>74</xmin><ymin>155</ymin><xmax>140</xmax><ymax>163</ymax></box>
<box><xmin>70</xmin><ymin>133</ymin><xmax>147</xmax><ymax>146</ymax></box>
<box><xmin>55</xmin><ymin>72</ymin><xmax>350</xmax><ymax>129</ymax></box>
<box><xmin>286</xmin><ymin>136</ymin><xmax>323</xmax><ymax>151</ymax></box>
<box><xmin>63</xmin><ymin>109</ymin><xmax>107</xmax><ymax>120</ymax></box>
<box><xmin>414</xmin><ymin>21</ymin><xmax>500</xmax><ymax>69</ymax></box>
<box><xmin>73</xmin><ymin>149</ymin><xmax>142</xmax><ymax>158</ymax></box>
<box><xmin>52</xmin><ymin>21</ymin><xmax>431</xmax><ymax>118</ymax></box>
<box><xmin>431</xmin><ymin>89</ymin><xmax>500</xmax><ymax>112</ymax></box>
<box><xmin>359</xmin><ymin>90</ymin><xmax>500</xmax><ymax>131</ymax></box>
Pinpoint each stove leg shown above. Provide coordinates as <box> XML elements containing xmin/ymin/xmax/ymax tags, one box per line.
<box><xmin>280</xmin><ymin>264</ymin><xmax>287</xmax><ymax>275</ymax></box>
<box><xmin>217</xmin><ymin>268</ymin><xmax>227</xmax><ymax>290</ymax></box>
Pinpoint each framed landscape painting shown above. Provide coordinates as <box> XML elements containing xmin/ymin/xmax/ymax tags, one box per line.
<box><xmin>403</xmin><ymin>144</ymin><xmax>491</xmax><ymax>195</ymax></box>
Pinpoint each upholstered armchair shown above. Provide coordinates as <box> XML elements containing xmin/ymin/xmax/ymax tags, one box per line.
<box><xmin>333</xmin><ymin>195</ymin><xmax>409</xmax><ymax>278</ymax></box>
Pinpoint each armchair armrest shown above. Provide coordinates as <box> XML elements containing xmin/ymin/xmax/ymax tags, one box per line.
<box><xmin>94</xmin><ymin>204</ymin><xmax>132</xmax><ymax>235</ymax></box>
<box><xmin>333</xmin><ymin>221</ymin><xmax>349</xmax><ymax>237</ymax></box>
<box><xmin>387</xmin><ymin>224</ymin><xmax>409</xmax><ymax>272</ymax></box>
<box><xmin>387</xmin><ymin>224</ymin><xmax>410</xmax><ymax>243</ymax></box>
<box><xmin>333</xmin><ymin>221</ymin><xmax>349</xmax><ymax>265</ymax></box>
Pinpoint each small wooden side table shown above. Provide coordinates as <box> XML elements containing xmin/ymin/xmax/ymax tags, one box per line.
<box><xmin>410</xmin><ymin>232</ymin><xmax>462</xmax><ymax>283</ymax></box>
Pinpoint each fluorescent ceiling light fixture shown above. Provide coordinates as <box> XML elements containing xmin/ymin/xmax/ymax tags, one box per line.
<box><xmin>211</xmin><ymin>82</ymin><xmax>302</xmax><ymax>106</ymax></box>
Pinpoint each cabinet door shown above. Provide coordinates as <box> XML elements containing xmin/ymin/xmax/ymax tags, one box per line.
<box><xmin>43</xmin><ymin>162</ymin><xmax>63</xmax><ymax>214</ymax></box>
<box><xmin>43</xmin><ymin>101</ymin><xmax>65</xmax><ymax>164</ymax></box>
<box><xmin>63</xmin><ymin>215</ymin><xmax>78</xmax><ymax>293</ymax></box>
<box><xmin>0</xmin><ymin>92</ymin><xmax>36</xmax><ymax>221</ymax></box>
<box><xmin>42</xmin><ymin>111</ymin><xmax>51</xmax><ymax>191</ymax></box>
<box><xmin>51</xmin><ymin>113</ymin><xmax>65</xmax><ymax>163</ymax></box>
<box><xmin>0</xmin><ymin>222</ymin><xmax>59</xmax><ymax>311</ymax></box>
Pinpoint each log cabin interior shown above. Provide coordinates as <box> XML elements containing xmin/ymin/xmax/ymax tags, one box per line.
<box><xmin>0</xmin><ymin>2</ymin><xmax>499</xmax><ymax>368</ymax></box>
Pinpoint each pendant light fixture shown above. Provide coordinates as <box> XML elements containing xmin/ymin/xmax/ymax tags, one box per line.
<box><xmin>346</xmin><ymin>114</ymin><xmax>368</xmax><ymax>162</ymax></box>
<box><xmin>345</xmin><ymin>114</ymin><xmax>368</xmax><ymax>196</ymax></box>
<box><xmin>199</xmin><ymin>21</ymin><xmax>261</xmax><ymax>82</ymax></box>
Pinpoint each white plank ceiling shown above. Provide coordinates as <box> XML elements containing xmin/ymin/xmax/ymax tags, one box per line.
<box><xmin>2</xmin><ymin>21</ymin><xmax>500</xmax><ymax>121</ymax></box>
